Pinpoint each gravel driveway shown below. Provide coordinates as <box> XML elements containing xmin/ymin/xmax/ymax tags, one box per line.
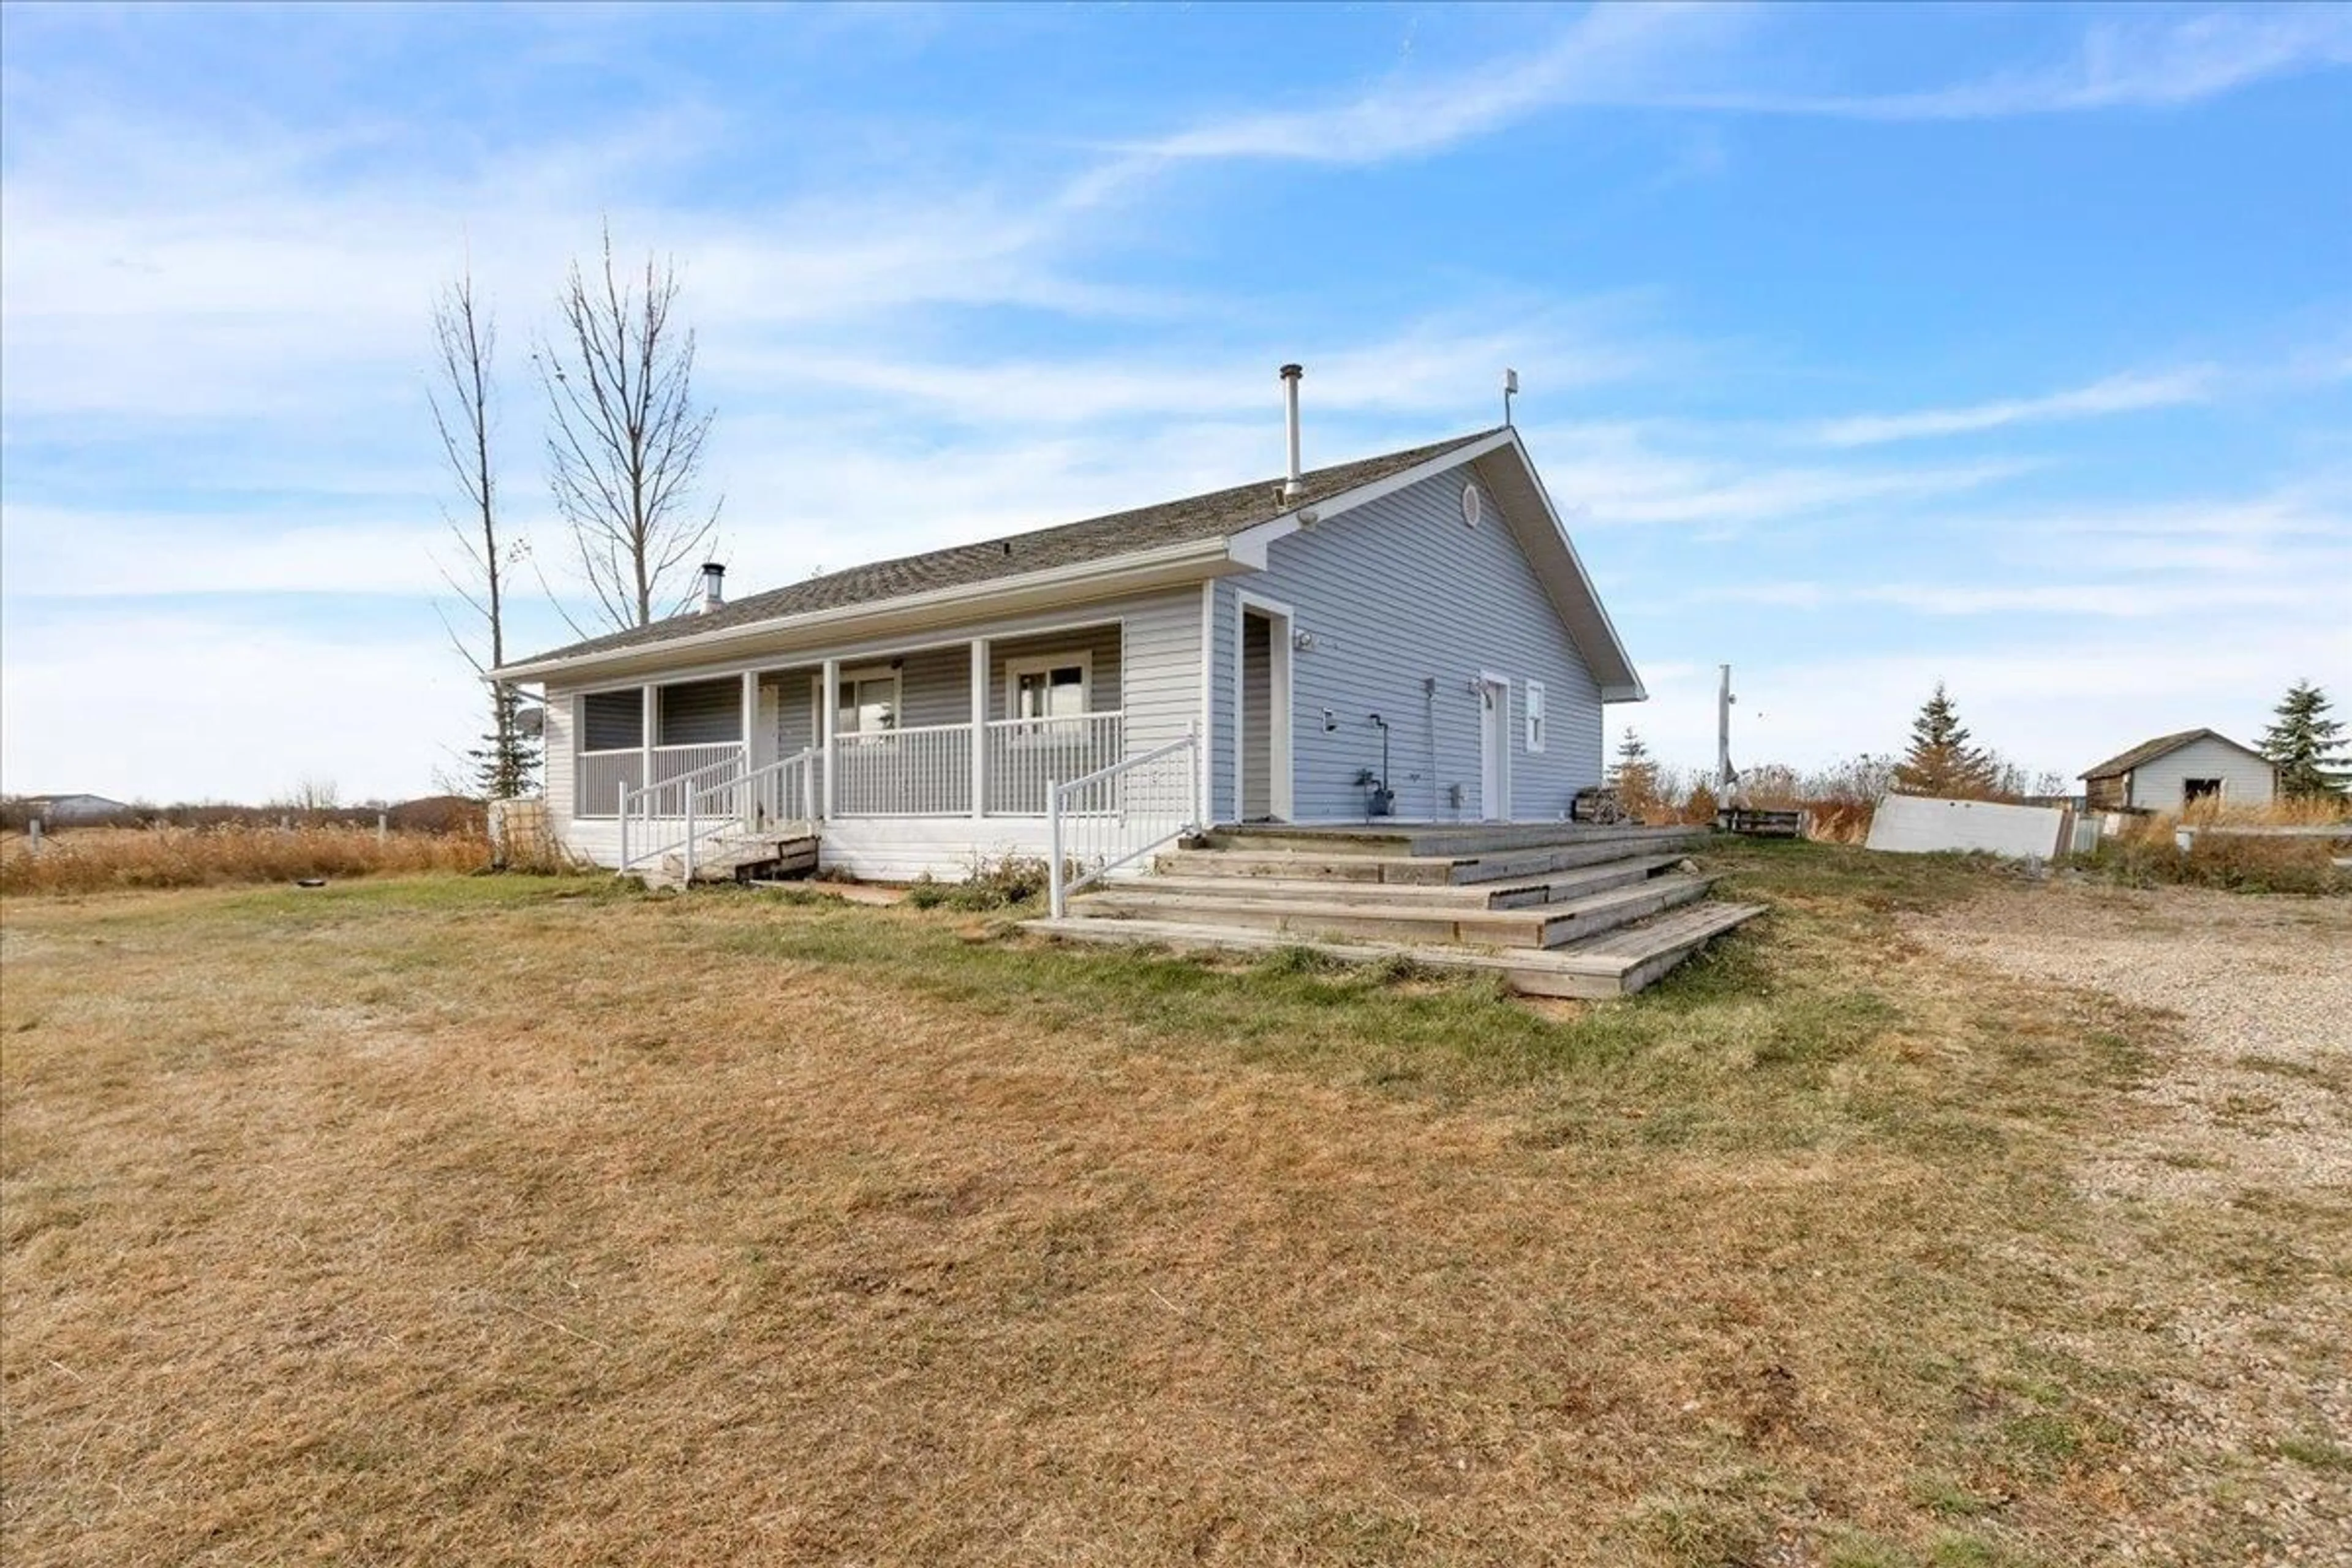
<box><xmin>1909</xmin><ymin>880</ymin><xmax>2352</xmax><ymax>1563</ymax></box>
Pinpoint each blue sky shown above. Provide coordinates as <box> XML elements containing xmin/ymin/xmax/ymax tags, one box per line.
<box><xmin>3</xmin><ymin>2</ymin><xmax>2347</xmax><ymax>802</ymax></box>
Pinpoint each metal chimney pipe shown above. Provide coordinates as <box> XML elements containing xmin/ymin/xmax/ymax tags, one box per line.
<box><xmin>1279</xmin><ymin>363</ymin><xmax>1304</xmax><ymax>502</ymax></box>
<box><xmin>701</xmin><ymin>562</ymin><xmax>726</xmax><ymax>613</ymax></box>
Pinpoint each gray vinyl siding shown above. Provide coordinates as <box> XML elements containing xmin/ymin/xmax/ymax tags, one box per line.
<box><xmin>894</xmin><ymin>646</ymin><xmax>970</xmax><ymax>729</ymax></box>
<box><xmin>2127</xmin><ymin>737</ymin><xmax>2276</xmax><ymax>810</ymax></box>
<box><xmin>1213</xmin><ymin>463</ymin><xmax>1607</xmax><ymax>823</ymax></box>
<box><xmin>1120</xmin><ymin>591</ymin><xmax>1206</xmax><ymax>786</ymax></box>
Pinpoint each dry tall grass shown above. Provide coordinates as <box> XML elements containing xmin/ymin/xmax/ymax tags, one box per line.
<box><xmin>0</xmin><ymin>824</ymin><xmax>491</xmax><ymax>895</ymax></box>
<box><xmin>2083</xmin><ymin>807</ymin><xmax>2349</xmax><ymax>895</ymax></box>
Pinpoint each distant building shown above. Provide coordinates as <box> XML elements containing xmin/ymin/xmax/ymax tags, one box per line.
<box><xmin>19</xmin><ymin>794</ymin><xmax>132</xmax><ymax>825</ymax></box>
<box><xmin>2080</xmin><ymin>730</ymin><xmax>2275</xmax><ymax>813</ymax></box>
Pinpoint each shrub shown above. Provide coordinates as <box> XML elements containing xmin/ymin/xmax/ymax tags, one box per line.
<box><xmin>2079</xmin><ymin>822</ymin><xmax>2345</xmax><ymax>896</ymax></box>
<box><xmin>903</xmin><ymin>854</ymin><xmax>1056</xmax><ymax>912</ymax></box>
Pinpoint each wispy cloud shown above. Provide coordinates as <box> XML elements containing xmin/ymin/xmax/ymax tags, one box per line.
<box><xmin>1662</xmin><ymin>6</ymin><xmax>2352</xmax><ymax>120</ymax></box>
<box><xmin>1814</xmin><ymin>368</ymin><xmax>2218</xmax><ymax>447</ymax></box>
<box><xmin>1118</xmin><ymin>5</ymin><xmax>1740</xmax><ymax>167</ymax></box>
<box><xmin>1522</xmin><ymin>420</ymin><xmax>2037</xmax><ymax>529</ymax></box>
<box><xmin>1111</xmin><ymin>3</ymin><xmax>2350</xmax><ymax>178</ymax></box>
<box><xmin>1695</xmin><ymin>577</ymin><xmax>2332</xmax><ymax>618</ymax></box>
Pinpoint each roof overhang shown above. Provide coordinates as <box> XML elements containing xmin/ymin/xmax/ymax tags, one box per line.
<box><xmin>1226</xmin><ymin>427</ymin><xmax>1647</xmax><ymax>702</ymax></box>
<box><xmin>491</xmin><ymin>535</ymin><xmax>1243</xmax><ymax>685</ymax></box>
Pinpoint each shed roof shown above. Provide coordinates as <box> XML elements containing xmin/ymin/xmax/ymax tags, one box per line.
<box><xmin>2081</xmin><ymin>728</ymin><xmax>2270</xmax><ymax>780</ymax></box>
<box><xmin>512</xmin><ymin>430</ymin><xmax>1499</xmax><ymax>668</ymax></box>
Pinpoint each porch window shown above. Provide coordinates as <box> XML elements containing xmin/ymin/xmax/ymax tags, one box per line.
<box><xmin>657</xmin><ymin>678</ymin><xmax>741</xmax><ymax>745</ymax></box>
<box><xmin>1005</xmin><ymin>651</ymin><xmax>1092</xmax><ymax>722</ymax></box>
<box><xmin>582</xmin><ymin>690</ymin><xmax>643</xmax><ymax>751</ymax></box>
<box><xmin>836</xmin><ymin>666</ymin><xmax>901</xmax><ymax>735</ymax></box>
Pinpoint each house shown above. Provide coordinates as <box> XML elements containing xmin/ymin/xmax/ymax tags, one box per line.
<box><xmin>492</xmin><ymin>380</ymin><xmax>1646</xmax><ymax>886</ymax></box>
<box><xmin>2080</xmin><ymin>729</ymin><xmax>2277</xmax><ymax>813</ymax></box>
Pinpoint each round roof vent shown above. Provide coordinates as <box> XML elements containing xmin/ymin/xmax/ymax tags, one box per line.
<box><xmin>1461</xmin><ymin>481</ymin><xmax>1483</xmax><ymax>528</ymax></box>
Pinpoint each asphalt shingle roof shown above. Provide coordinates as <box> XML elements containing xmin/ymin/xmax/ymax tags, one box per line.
<box><xmin>2081</xmin><ymin>728</ymin><xmax>2264</xmax><ymax>779</ymax></box>
<box><xmin>512</xmin><ymin>429</ymin><xmax>1501</xmax><ymax>668</ymax></box>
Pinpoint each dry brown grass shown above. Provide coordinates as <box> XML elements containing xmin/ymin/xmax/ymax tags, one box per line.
<box><xmin>0</xmin><ymin>824</ymin><xmax>492</xmax><ymax>895</ymax></box>
<box><xmin>3</xmin><ymin>854</ymin><xmax>2344</xmax><ymax>1565</ymax></box>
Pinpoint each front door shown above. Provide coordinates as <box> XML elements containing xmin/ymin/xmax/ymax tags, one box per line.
<box><xmin>1237</xmin><ymin>602</ymin><xmax>1292</xmax><ymax>822</ymax></box>
<box><xmin>1478</xmin><ymin>676</ymin><xmax>1510</xmax><ymax>822</ymax></box>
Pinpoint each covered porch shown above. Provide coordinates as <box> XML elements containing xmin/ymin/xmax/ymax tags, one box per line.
<box><xmin>568</xmin><ymin>622</ymin><xmax>1128</xmax><ymax>826</ymax></box>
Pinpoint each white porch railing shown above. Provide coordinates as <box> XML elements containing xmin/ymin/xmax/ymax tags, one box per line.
<box><xmin>578</xmin><ymin>749</ymin><xmax>646</xmax><ymax>817</ymax></box>
<box><xmin>832</xmin><ymin>723</ymin><xmax>971</xmax><ymax>816</ymax></box>
<box><xmin>616</xmin><ymin>748</ymin><xmax>744</xmax><ymax>871</ymax></box>
<box><xmin>582</xmin><ymin>742</ymin><xmax>742</xmax><ymax>819</ymax></box>
<box><xmin>1047</xmin><ymin>729</ymin><xmax>1202</xmax><ymax>918</ymax></box>
<box><xmin>704</xmin><ymin>747</ymin><xmax>821</xmax><ymax>839</ymax></box>
<box><xmin>984</xmin><ymin>711</ymin><xmax>1124</xmax><ymax>816</ymax></box>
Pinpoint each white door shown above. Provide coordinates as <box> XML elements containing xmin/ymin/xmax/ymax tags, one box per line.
<box><xmin>1478</xmin><ymin>676</ymin><xmax>1510</xmax><ymax>822</ymax></box>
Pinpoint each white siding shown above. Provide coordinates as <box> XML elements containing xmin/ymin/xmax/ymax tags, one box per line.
<box><xmin>1213</xmin><ymin>464</ymin><xmax>1608</xmax><ymax>823</ymax></box>
<box><xmin>2128</xmin><ymin>737</ymin><xmax>2276</xmax><ymax>810</ymax></box>
<box><xmin>543</xmin><ymin>692</ymin><xmax>576</xmax><ymax>837</ymax></box>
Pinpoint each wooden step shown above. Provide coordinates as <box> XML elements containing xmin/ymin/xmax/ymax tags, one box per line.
<box><xmin>1200</xmin><ymin>823</ymin><xmax>1698</xmax><ymax>858</ymax></box>
<box><xmin>1026</xmin><ymin>902</ymin><xmax>1766</xmax><ymax>998</ymax></box>
<box><xmin>1069</xmin><ymin>873</ymin><xmax>1716</xmax><ymax>950</ymax></box>
<box><xmin>654</xmin><ymin>833</ymin><xmax>821</xmax><ymax>886</ymax></box>
<box><xmin>1156</xmin><ymin>833</ymin><xmax>1703</xmax><ymax>887</ymax></box>
<box><xmin>1130</xmin><ymin>854</ymin><xmax>1687</xmax><ymax>910</ymax></box>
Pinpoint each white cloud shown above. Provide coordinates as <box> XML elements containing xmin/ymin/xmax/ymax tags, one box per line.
<box><xmin>1815</xmin><ymin>368</ymin><xmax>2217</xmax><ymax>447</ymax></box>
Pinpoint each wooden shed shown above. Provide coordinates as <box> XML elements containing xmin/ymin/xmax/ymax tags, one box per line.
<box><xmin>2080</xmin><ymin>729</ymin><xmax>2275</xmax><ymax>813</ymax></box>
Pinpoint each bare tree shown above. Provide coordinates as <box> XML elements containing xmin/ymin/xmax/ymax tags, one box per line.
<box><xmin>429</xmin><ymin>266</ymin><xmax>539</xmax><ymax>799</ymax></box>
<box><xmin>538</xmin><ymin>222</ymin><xmax>720</xmax><ymax>631</ymax></box>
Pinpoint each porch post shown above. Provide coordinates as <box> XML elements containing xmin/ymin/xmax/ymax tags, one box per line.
<box><xmin>820</xmin><ymin>658</ymin><xmax>839</xmax><ymax>819</ymax></box>
<box><xmin>741</xmin><ymin>668</ymin><xmax>760</xmax><ymax>832</ymax></box>
<box><xmin>640</xmin><ymin>684</ymin><xmax>657</xmax><ymax>805</ymax></box>
<box><xmin>969</xmin><ymin>637</ymin><xmax>989</xmax><ymax>821</ymax></box>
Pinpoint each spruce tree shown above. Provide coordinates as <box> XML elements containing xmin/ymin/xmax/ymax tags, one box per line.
<box><xmin>2259</xmin><ymin>680</ymin><xmax>2350</xmax><ymax>799</ymax></box>
<box><xmin>1892</xmin><ymin>682</ymin><xmax>2000</xmax><ymax>798</ymax></box>
<box><xmin>468</xmin><ymin>685</ymin><xmax>543</xmax><ymax>800</ymax></box>
<box><xmin>1610</xmin><ymin>728</ymin><xmax>1659</xmax><ymax>812</ymax></box>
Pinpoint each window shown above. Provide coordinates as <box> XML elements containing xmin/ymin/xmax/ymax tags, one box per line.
<box><xmin>582</xmin><ymin>689</ymin><xmax>643</xmax><ymax>752</ymax></box>
<box><xmin>1525</xmin><ymin>680</ymin><xmax>1546</xmax><ymax>753</ymax></box>
<box><xmin>1461</xmin><ymin>481</ymin><xmax>1483</xmax><ymax>529</ymax></box>
<box><xmin>835</xmin><ymin>666</ymin><xmax>901</xmax><ymax>735</ymax></box>
<box><xmin>657</xmin><ymin>677</ymin><xmax>742</xmax><ymax>745</ymax></box>
<box><xmin>1005</xmin><ymin>651</ymin><xmax>1093</xmax><ymax>725</ymax></box>
<box><xmin>2183</xmin><ymin>778</ymin><xmax>2223</xmax><ymax>805</ymax></box>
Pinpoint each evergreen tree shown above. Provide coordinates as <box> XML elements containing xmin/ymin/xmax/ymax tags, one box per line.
<box><xmin>467</xmin><ymin>685</ymin><xmax>543</xmax><ymax>801</ymax></box>
<box><xmin>1892</xmin><ymin>682</ymin><xmax>2001</xmax><ymax>797</ymax></box>
<box><xmin>1609</xmin><ymin>728</ymin><xmax>1659</xmax><ymax>810</ymax></box>
<box><xmin>2260</xmin><ymin>680</ymin><xmax>2350</xmax><ymax>799</ymax></box>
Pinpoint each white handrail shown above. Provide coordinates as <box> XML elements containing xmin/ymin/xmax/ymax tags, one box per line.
<box><xmin>1047</xmin><ymin>728</ymin><xmax>1202</xmax><ymax>918</ymax></box>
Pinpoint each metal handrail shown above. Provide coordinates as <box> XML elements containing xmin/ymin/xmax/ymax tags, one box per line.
<box><xmin>1047</xmin><ymin>729</ymin><xmax>1202</xmax><ymax>918</ymax></box>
